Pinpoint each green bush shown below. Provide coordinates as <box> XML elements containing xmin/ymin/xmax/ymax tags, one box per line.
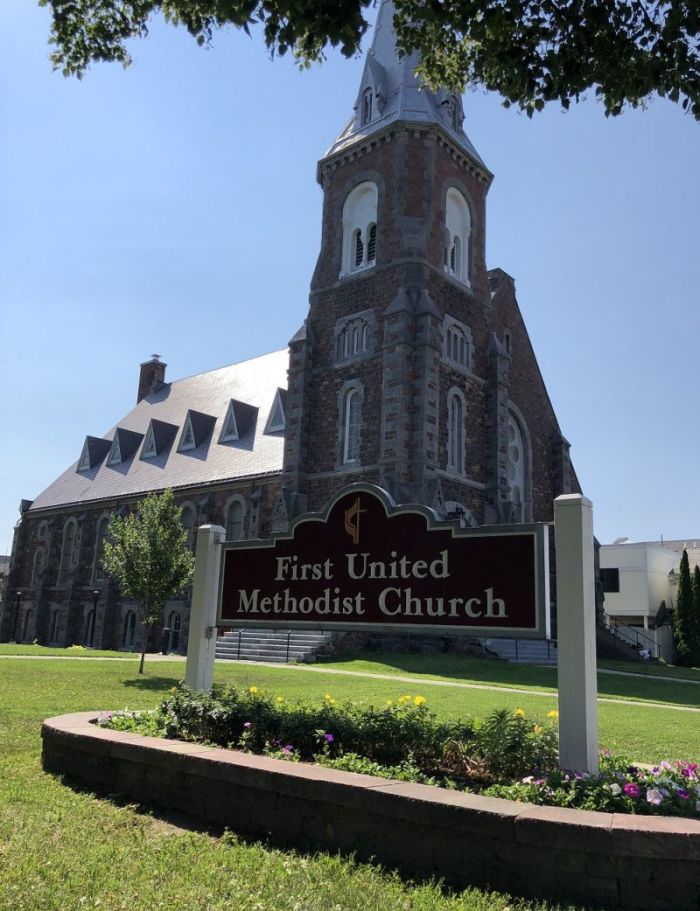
<box><xmin>157</xmin><ymin>684</ymin><xmax>475</xmax><ymax>767</ymax></box>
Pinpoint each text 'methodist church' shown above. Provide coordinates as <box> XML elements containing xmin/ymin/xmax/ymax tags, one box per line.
<box><xmin>2</xmin><ymin>1</ymin><xmax>580</xmax><ymax>652</ymax></box>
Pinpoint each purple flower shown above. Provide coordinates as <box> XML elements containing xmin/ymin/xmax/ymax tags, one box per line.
<box><xmin>282</xmin><ymin>744</ymin><xmax>294</xmax><ymax>754</ymax></box>
<box><xmin>624</xmin><ymin>783</ymin><xmax>640</xmax><ymax>798</ymax></box>
<box><xmin>677</xmin><ymin>789</ymin><xmax>690</xmax><ymax>800</ymax></box>
<box><xmin>626</xmin><ymin>765</ymin><xmax>639</xmax><ymax>775</ymax></box>
<box><xmin>646</xmin><ymin>787</ymin><xmax>665</xmax><ymax>806</ymax></box>
<box><xmin>324</xmin><ymin>733</ymin><xmax>335</xmax><ymax>743</ymax></box>
<box><xmin>243</xmin><ymin>721</ymin><xmax>252</xmax><ymax>729</ymax></box>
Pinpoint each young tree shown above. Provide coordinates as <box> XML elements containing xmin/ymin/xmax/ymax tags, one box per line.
<box><xmin>692</xmin><ymin>565</ymin><xmax>700</xmax><ymax>667</ymax></box>
<box><xmin>102</xmin><ymin>489</ymin><xmax>195</xmax><ymax>674</ymax></box>
<box><xmin>39</xmin><ymin>0</ymin><xmax>700</xmax><ymax>120</ymax></box>
<box><xmin>673</xmin><ymin>549</ymin><xmax>695</xmax><ymax>666</ymax></box>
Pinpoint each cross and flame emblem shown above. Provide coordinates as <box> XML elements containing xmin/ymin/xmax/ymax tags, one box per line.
<box><xmin>343</xmin><ymin>496</ymin><xmax>366</xmax><ymax>546</ymax></box>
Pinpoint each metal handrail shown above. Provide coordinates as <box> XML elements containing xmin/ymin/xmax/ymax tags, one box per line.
<box><xmin>605</xmin><ymin>619</ymin><xmax>660</xmax><ymax>659</ymax></box>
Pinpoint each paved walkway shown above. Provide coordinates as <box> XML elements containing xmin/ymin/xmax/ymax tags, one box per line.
<box><xmin>1</xmin><ymin>653</ymin><xmax>698</xmax><ymax>712</ymax></box>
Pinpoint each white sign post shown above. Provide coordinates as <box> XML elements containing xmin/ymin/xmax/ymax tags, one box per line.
<box><xmin>554</xmin><ymin>494</ymin><xmax>599</xmax><ymax>773</ymax></box>
<box><xmin>185</xmin><ymin>524</ymin><xmax>225</xmax><ymax>693</ymax></box>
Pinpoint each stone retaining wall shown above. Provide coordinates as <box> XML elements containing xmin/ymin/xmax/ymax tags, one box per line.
<box><xmin>42</xmin><ymin>713</ymin><xmax>700</xmax><ymax>910</ymax></box>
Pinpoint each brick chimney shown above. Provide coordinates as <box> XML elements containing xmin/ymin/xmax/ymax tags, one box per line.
<box><xmin>137</xmin><ymin>354</ymin><xmax>166</xmax><ymax>403</ymax></box>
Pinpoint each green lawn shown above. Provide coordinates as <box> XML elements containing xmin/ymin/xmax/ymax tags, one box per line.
<box><xmin>0</xmin><ymin>657</ymin><xmax>588</xmax><ymax>911</ymax></box>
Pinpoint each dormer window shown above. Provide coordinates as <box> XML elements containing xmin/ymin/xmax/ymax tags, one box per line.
<box><xmin>362</xmin><ymin>87</ymin><xmax>373</xmax><ymax>125</ymax></box>
<box><xmin>341</xmin><ymin>182</ymin><xmax>378</xmax><ymax>277</ymax></box>
<box><xmin>107</xmin><ymin>436</ymin><xmax>122</xmax><ymax>466</ymax></box>
<box><xmin>444</xmin><ymin>188</ymin><xmax>472</xmax><ymax>286</ymax></box>
<box><xmin>141</xmin><ymin>426</ymin><xmax>157</xmax><ymax>459</ymax></box>
<box><xmin>78</xmin><ymin>442</ymin><xmax>91</xmax><ymax>472</ymax></box>
<box><xmin>106</xmin><ymin>428</ymin><xmax>144</xmax><ymax>466</ymax></box>
<box><xmin>265</xmin><ymin>389</ymin><xmax>286</xmax><ymax>433</ymax></box>
<box><xmin>219</xmin><ymin>399</ymin><xmax>258</xmax><ymax>444</ymax></box>
<box><xmin>220</xmin><ymin>402</ymin><xmax>239</xmax><ymax>442</ymax></box>
<box><xmin>76</xmin><ymin>436</ymin><xmax>111</xmax><ymax>473</ymax></box>
<box><xmin>177</xmin><ymin>410</ymin><xmax>216</xmax><ymax>452</ymax></box>
<box><xmin>179</xmin><ymin>418</ymin><xmax>195</xmax><ymax>451</ymax></box>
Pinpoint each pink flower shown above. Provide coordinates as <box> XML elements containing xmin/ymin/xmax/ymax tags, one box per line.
<box><xmin>624</xmin><ymin>783</ymin><xmax>640</xmax><ymax>798</ymax></box>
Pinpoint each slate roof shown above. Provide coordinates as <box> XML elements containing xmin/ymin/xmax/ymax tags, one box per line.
<box><xmin>324</xmin><ymin>0</ymin><xmax>488</xmax><ymax>173</ymax></box>
<box><xmin>29</xmin><ymin>349</ymin><xmax>288</xmax><ymax>513</ymax></box>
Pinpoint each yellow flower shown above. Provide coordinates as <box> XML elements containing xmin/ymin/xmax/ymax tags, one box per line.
<box><xmin>324</xmin><ymin>693</ymin><xmax>333</xmax><ymax>701</ymax></box>
<box><xmin>249</xmin><ymin>686</ymin><xmax>258</xmax><ymax>695</ymax></box>
<box><xmin>515</xmin><ymin>708</ymin><xmax>526</xmax><ymax>718</ymax></box>
<box><xmin>276</xmin><ymin>696</ymin><xmax>284</xmax><ymax>703</ymax></box>
<box><xmin>398</xmin><ymin>694</ymin><xmax>411</xmax><ymax>704</ymax></box>
<box><xmin>533</xmin><ymin>724</ymin><xmax>543</xmax><ymax>734</ymax></box>
<box><xmin>385</xmin><ymin>700</ymin><xmax>393</xmax><ymax>706</ymax></box>
<box><xmin>414</xmin><ymin>696</ymin><xmax>426</xmax><ymax>707</ymax></box>
<box><xmin>547</xmin><ymin>710</ymin><xmax>559</xmax><ymax>720</ymax></box>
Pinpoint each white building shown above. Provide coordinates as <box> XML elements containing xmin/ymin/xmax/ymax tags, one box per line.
<box><xmin>599</xmin><ymin>541</ymin><xmax>680</xmax><ymax>659</ymax></box>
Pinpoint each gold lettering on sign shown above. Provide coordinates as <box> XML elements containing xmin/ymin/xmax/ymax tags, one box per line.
<box><xmin>344</xmin><ymin>497</ymin><xmax>366</xmax><ymax>546</ymax></box>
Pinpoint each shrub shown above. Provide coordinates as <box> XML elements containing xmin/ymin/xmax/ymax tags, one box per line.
<box><xmin>158</xmin><ymin>685</ymin><xmax>475</xmax><ymax>767</ymax></box>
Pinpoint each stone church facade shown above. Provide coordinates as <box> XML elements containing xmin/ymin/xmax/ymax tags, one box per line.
<box><xmin>1</xmin><ymin>0</ymin><xmax>578</xmax><ymax>652</ymax></box>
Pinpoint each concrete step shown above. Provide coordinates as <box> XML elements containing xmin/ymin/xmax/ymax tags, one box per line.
<box><xmin>215</xmin><ymin>629</ymin><xmax>332</xmax><ymax>663</ymax></box>
<box><xmin>484</xmin><ymin>638</ymin><xmax>558</xmax><ymax>665</ymax></box>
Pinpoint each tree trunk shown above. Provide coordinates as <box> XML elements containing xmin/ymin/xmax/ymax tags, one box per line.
<box><xmin>139</xmin><ymin>644</ymin><xmax>146</xmax><ymax>674</ymax></box>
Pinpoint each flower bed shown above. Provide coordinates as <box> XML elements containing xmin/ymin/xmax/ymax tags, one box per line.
<box><xmin>101</xmin><ymin>685</ymin><xmax>700</xmax><ymax>819</ymax></box>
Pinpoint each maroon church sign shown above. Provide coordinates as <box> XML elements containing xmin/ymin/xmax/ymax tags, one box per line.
<box><xmin>218</xmin><ymin>484</ymin><xmax>550</xmax><ymax>638</ymax></box>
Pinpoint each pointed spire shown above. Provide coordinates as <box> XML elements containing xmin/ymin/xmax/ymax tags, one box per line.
<box><xmin>324</xmin><ymin>0</ymin><xmax>485</xmax><ymax>169</ymax></box>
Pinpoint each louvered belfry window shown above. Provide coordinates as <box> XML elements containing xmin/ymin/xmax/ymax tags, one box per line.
<box><xmin>367</xmin><ymin>224</ymin><xmax>376</xmax><ymax>262</ymax></box>
<box><xmin>354</xmin><ymin>230</ymin><xmax>364</xmax><ymax>268</ymax></box>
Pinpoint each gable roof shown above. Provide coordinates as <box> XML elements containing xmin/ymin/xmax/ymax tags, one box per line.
<box><xmin>29</xmin><ymin>349</ymin><xmax>288</xmax><ymax>513</ymax></box>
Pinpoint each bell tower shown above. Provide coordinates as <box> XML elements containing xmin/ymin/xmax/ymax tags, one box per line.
<box><xmin>279</xmin><ymin>0</ymin><xmax>553</xmax><ymax>530</ymax></box>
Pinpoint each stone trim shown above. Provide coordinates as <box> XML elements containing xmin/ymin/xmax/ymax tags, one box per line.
<box><xmin>42</xmin><ymin>713</ymin><xmax>700</xmax><ymax>911</ymax></box>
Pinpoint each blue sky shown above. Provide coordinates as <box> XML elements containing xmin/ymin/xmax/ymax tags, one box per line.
<box><xmin>1</xmin><ymin>1</ymin><xmax>699</xmax><ymax>555</ymax></box>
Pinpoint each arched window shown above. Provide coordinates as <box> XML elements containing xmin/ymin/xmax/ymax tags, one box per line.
<box><xmin>507</xmin><ymin>412</ymin><xmax>528</xmax><ymax>521</ymax></box>
<box><xmin>447</xmin><ymin>389</ymin><xmax>466</xmax><ymax>475</ymax></box>
<box><xmin>336</xmin><ymin>317</ymin><xmax>371</xmax><ymax>362</ymax></box>
<box><xmin>122</xmin><ymin>611</ymin><xmax>137</xmax><ymax>650</ymax></box>
<box><xmin>444</xmin><ymin>188</ymin><xmax>472</xmax><ymax>286</ymax></box>
<box><xmin>59</xmin><ymin>519</ymin><xmax>77</xmax><ymax>583</ymax></box>
<box><xmin>180</xmin><ymin>504</ymin><xmax>196</xmax><ymax>550</ymax></box>
<box><xmin>93</xmin><ymin>515</ymin><xmax>110</xmax><ymax>582</ymax></box>
<box><xmin>362</xmin><ymin>87</ymin><xmax>373</xmax><ymax>124</ymax></box>
<box><xmin>22</xmin><ymin>609</ymin><xmax>33</xmax><ymax>643</ymax></box>
<box><xmin>83</xmin><ymin>608</ymin><xmax>96</xmax><ymax>648</ymax></box>
<box><xmin>367</xmin><ymin>223</ymin><xmax>377</xmax><ymax>263</ymax></box>
<box><xmin>49</xmin><ymin>608</ymin><xmax>61</xmax><ymax>645</ymax></box>
<box><xmin>32</xmin><ymin>548</ymin><xmax>45</xmax><ymax>586</ymax></box>
<box><xmin>341</xmin><ymin>182</ymin><xmax>378</xmax><ymax>276</ymax></box>
<box><xmin>342</xmin><ymin>387</ymin><xmax>361</xmax><ymax>464</ymax></box>
<box><xmin>167</xmin><ymin>611</ymin><xmax>182</xmax><ymax>653</ymax></box>
<box><xmin>443</xmin><ymin>317</ymin><xmax>473</xmax><ymax>372</ymax></box>
<box><xmin>225</xmin><ymin>497</ymin><xmax>245</xmax><ymax>541</ymax></box>
<box><xmin>353</xmin><ymin>229</ymin><xmax>364</xmax><ymax>267</ymax></box>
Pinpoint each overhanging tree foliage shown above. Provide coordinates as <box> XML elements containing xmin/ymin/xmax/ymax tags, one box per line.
<box><xmin>102</xmin><ymin>489</ymin><xmax>195</xmax><ymax>674</ymax></box>
<box><xmin>39</xmin><ymin>0</ymin><xmax>700</xmax><ymax>119</ymax></box>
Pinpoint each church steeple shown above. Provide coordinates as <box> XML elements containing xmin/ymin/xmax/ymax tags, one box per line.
<box><xmin>325</xmin><ymin>0</ymin><xmax>487</xmax><ymax>171</ymax></box>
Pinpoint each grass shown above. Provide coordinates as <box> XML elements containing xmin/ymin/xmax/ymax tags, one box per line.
<box><xmin>0</xmin><ymin>658</ymin><xmax>588</xmax><ymax>911</ymax></box>
<box><xmin>0</xmin><ymin>643</ymin><xmax>138</xmax><ymax>659</ymax></box>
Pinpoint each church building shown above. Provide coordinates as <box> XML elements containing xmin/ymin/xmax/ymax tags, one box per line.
<box><xmin>1</xmin><ymin>1</ymin><xmax>579</xmax><ymax>652</ymax></box>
